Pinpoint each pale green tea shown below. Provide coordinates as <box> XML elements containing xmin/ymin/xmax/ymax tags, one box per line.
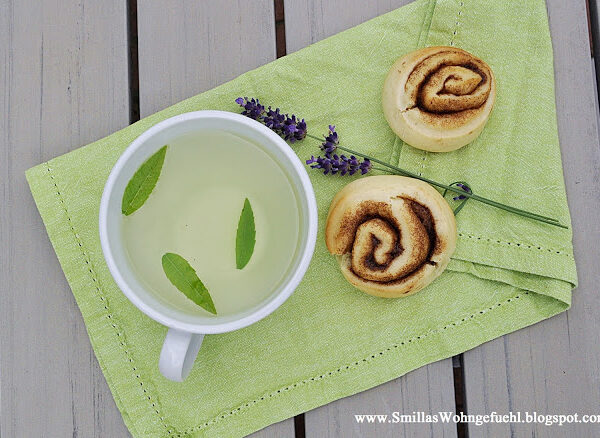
<box><xmin>122</xmin><ymin>130</ymin><xmax>300</xmax><ymax>316</ymax></box>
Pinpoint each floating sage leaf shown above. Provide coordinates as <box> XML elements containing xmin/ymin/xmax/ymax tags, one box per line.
<box><xmin>235</xmin><ymin>198</ymin><xmax>256</xmax><ymax>269</ymax></box>
<box><xmin>161</xmin><ymin>252</ymin><xmax>217</xmax><ymax>315</ymax></box>
<box><xmin>121</xmin><ymin>145</ymin><xmax>167</xmax><ymax>216</ymax></box>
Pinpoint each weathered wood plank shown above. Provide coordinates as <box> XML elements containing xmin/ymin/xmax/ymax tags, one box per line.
<box><xmin>462</xmin><ymin>0</ymin><xmax>600</xmax><ymax>437</ymax></box>
<box><xmin>137</xmin><ymin>0</ymin><xmax>277</xmax><ymax>118</ymax></box>
<box><xmin>284</xmin><ymin>1</ymin><xmax>458</xmax><ymax>436</ymax></box>
<box><xmin>0</xmin><ymin>0</ymin><xmax>130</xmax><ymax>437</ymax></box>
<box><xmin>136</xmin><ymin>2</ymin><xmax>295</xmax><ymax>437</ymax></box>
<box><xmin>305</xmin><ymin>360</ymin><xmax>457</xmax><ymax>438</ymax></box>
<box><xmin>589</xmin><ymin>0</ymin><xmax>600</xmax><ymax>131</ymax></box>
<box><xmin>588</xmin><ymin>0</ymin><xmax>600</xmax><ymax>90</ymax></box>
<box><xmin>285</xmin><ymin>0</ymin><xmax>416</xmax><ymax>53</ymax></box>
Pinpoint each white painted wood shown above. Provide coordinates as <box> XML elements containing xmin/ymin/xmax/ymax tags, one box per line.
<box><xmin>304</xmin><ymin>360</ymin><xmax>457</xmax><ymax>438</ymax></box>
<box><xmin>285</xmin><ymin>0</ymin><xmax>415</xmax><ymax>54</ymax></box>
<box><xmin>462</xmin><ymin>0</ymin><xmax>600</xmax><ymax>437</ymax></box>
<box><xmin>136</xmin><ymin>2</ymin><xmax>295</xmax><ymax>437</ymax></box>
<box><xmin>0</xmin><ymin>0</ymin><xmax>131</xmax><ymax>437</ymax></box>
<box><xmin>284</xmin><ymin>1</ymin><xmax>458</xmax><ymax>436</ymax></box>
<box><xmin>137</xmin><ymin>0</ymin><xmax>277</xmax><ymax>118</ymax></box>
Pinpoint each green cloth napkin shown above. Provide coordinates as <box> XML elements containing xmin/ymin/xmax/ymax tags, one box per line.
<box><xmin>26</xmin><ymin>0</ymin><xmax>577</xmax><ymax>436</ymax></box>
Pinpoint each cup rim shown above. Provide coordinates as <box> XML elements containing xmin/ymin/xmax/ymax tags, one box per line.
<box><xmin>99</xmin><ymin>110</ymin><xmax>318</xmax><ymax>334</ymax></box>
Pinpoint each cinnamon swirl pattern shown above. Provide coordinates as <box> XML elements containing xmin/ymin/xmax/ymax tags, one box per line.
<box><xmin>382</xmin><ymin>46</ymin><xmax>496</xmax><ymax>152</ymax></box>
<box><xmin>326</xmin><ymin>176</ymin><xmax>457</xmax><ymax>298</ymax></box>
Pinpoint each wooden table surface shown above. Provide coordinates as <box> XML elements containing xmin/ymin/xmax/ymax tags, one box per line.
<box><xmin>2</xmin><ymin>1</ymin><xmax>600</xmax><ymax>437</ymax></box>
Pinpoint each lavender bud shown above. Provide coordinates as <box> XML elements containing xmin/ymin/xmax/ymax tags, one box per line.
<box><xmin>453</xmin><ymin>182</ymin><xmax>472</xmax><ymax>200</ymax></box>
<box><xmin>235</xmin><ymin>97</ymin><xmax>265</xmax><ymax>121</ymax></box>
<box><xmin>320</xmin><ymin>125</ymin><xmax>339</xmax><ymax>155</ymax></box>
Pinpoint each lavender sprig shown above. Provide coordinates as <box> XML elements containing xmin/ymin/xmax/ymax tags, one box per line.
<box><xmin>306</xmin><ymin>154</ymin><xmax>371</xmax><ymax>175</ymax></box>
<box><xmin>305</xmin><ymin>132</ymin><xmax>566</xmax><ymax>228</ymax></box>
<box><xmin>321</xmin><ymin>125</ymin><xmax>339</xmax><ymax>155</ymax></box>
<box><xmin>306</xmin><ymin>125</ymin><xmax>372</xmax><ymax>175</ymax></box>
<box><xmin>234</xmin><ymin>98</ymin><xmax>566</xmax><ymax>228</ymax></box>
<box><xmin>236</xmin><ymin>98</ymin><xmax>306</xmax><ymax>142</ymax></box>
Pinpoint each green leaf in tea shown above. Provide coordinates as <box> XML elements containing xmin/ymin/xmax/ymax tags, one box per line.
<box><xmin>235</xmin><ymin>198</ymin><xmax>256</xmax><ymax>269</ymax></box>
<box><xmin>121</xmin><ymin>145</ymin><xmax>167</xmax><ymax>216</ymax></box>
<box><xmin>161</xmin><ymin>252</ymin><xmax>217</xmax><ymax>315</ymax></box>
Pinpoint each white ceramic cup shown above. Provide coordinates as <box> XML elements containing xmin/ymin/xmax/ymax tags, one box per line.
<box><xmin>99</xmin><ymin>111</ymin><xmax>317</xmax><ymax>381</ymax></box>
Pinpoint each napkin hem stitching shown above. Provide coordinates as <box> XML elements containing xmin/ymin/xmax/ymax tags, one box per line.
<box><xmin>457</xmin><ymin>232</ymin><xmax>574</xmax><ymax>258</ymax></box>
<box><xmin>45</xmin><ymin>164</ymin><xmax>174</xmax><ymax>436</ymax></box>
<box><xmin>176</xmin><ymin>290</ymin><xmax>535</xmax><ymax>436</ymax></box>
<box><xmin>449</xmin><ymin>1</ymin><xmax>465</xmax><ymax>47</ymax></box>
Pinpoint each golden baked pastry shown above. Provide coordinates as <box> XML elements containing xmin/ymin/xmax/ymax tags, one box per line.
<box><xmin>382</xmin><ymin>46</ymin><xmax>495</xmax><ymax>152</ymax></box>
<box><xmin>326</xmin><ymin>176</ymin><xmax>456</xmax><ymax>297</ymax></box>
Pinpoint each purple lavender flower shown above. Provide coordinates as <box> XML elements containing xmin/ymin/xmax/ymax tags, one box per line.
<box><xmin>236</xmin><ymin>98</ymin><xmax>307</xmax><ymax>143</ymax></box>
<box><xmin>235</xmin><ymin>97</ymin><xmax>265</xmax><ymax>120</ymax></box>
<box><xmin>306</xmin><ymin>153</ymin><xmax>371</xmax><ymax>176</ymax></box>
<box><xmin>329</xmin><ymin>154</ymin><xmax>342</xmax><ymax>175</ymax></box>
<box><xmin>336</xmin><ymin>155</ymin><xmax>349</xmax><ymax>175</ymax></box>
<box><xmin>320</xmin><ymin>125</ymin><xmax>339</xmax><ymax>156</ymax></box>
<box><xmin>263</xmin><ymin>106</ymin><xmax>286</xmax><ymax>131</ymax></box>
<box><xmin>453</xmin><ymin>182</ymin><xmax>472</xmax><ymax>200</ymax></box>
<box><xmin>292</xmin><ymin>118</ymin><xmax>307</xmax><ymax>142</ymax></box>
<box><xmin>306</xmin><ymin>156</ymin><xmax>332</xmax><ymax>174</ymax></box>
<box><xmin>282</xmin><ymin>114</ymin><xmax>307</xmax><ymax>143</ymax></box>
<box><xmin>234</xmin><ymin>99</ymin><xmax>339</xmax><ymax>156</ymax></box>
<box><xmin>306</xmin><ymin>125</ymin><xmax>372</xmax><ymax>176</ymax></box>
<box><xmin>281</xmin><ymin>114</ymin><xmax>297</xmax><ymax>139</ymax></box>
<box><xmin>359</xmin><ymin>158</ymin><xmax>372</xmax><ymax>175</ymax></box>
<box><xmin>345</xmin><ymin>155</ymin><xmax>360</xmax><ymax>175</ymax></box>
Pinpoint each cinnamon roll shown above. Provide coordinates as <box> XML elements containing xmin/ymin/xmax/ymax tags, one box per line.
<box><xmin>326</xmin><ymin>176</ymin><xmax>456</xmax><ymax>297</ymax></box>
<box><xmin>382</xmin><ymin>46</ymin><xmax>496</xmax><ymax>152</ymax></box>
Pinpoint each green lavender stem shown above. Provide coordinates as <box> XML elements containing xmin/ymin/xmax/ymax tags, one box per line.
<box><xmin>305</xmin><ymin>134</ymin><xmax>567</xmax><ymax>229</ymax></box>
<box><xmin>371</xmin><ymin>166</ymin><xmax>394</xmax><ymax>173</ymax></box>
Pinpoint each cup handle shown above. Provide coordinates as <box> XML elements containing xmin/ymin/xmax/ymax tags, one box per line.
<box><xmin>159</xmin><ymin>328</ymin><xmax>204</xmax><ymax>381</ymax></box>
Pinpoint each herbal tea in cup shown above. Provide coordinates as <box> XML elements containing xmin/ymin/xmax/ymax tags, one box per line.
<box><xmin>121</xmin><ymin>129</ymin><xmax>300</xmax><ymax>316</ymax></box>
<box><xmin>99</xmin><ymin>111</ymin><xmax>317</xmax><ymax>381</ymax></box>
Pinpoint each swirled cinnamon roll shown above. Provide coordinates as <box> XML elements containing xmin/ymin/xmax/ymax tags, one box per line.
<box><xmin>382</xmin><ymin>46</ymin><xmax>496</xmax><ymax>152</ymax></box>
<box><xmin>326</xmin><ymin>176</ymin><xmax>456</xmax><ymax>297</ymax></box>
